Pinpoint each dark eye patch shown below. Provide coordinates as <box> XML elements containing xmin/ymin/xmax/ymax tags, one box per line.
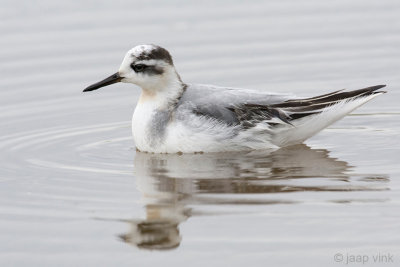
<box><xmin>130</xmin><ymin>63</ymin><xmax>164</xmax><ymax>75</ymax></box>
<box><xmin>131</xmin><ymin>63</ymin><xmax>147</xmax><ymax>72</ymax></box>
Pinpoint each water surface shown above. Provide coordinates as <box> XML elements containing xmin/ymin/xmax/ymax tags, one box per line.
<box><xmin>1</xmin><ymin>0</ymin><xmax>399</xmax><ymax>266</ymax></box>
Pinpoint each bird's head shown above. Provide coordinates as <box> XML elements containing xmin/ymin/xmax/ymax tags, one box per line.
<box><xmin>84</xmin><ymin>44</ymin><xmax>181</xmax><ymax>93</ymax></box>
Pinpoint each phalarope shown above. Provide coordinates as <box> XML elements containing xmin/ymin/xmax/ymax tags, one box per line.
<box><xmin>84</xmin><ymin>44</ymin><xmax>386</xmax><ymax>153</ymax></box>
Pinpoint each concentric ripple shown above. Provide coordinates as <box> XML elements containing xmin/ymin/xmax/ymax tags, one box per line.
<box><xmin>0</xmin><ymin>121</ymin><xmax>134</xmax><ymax>178</ymax></box>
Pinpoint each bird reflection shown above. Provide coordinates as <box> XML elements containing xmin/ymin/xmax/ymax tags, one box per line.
<box><xmin>120</xmin><ymin>144</ymin><xmax>388</xmax><ymax>250</ymax></box>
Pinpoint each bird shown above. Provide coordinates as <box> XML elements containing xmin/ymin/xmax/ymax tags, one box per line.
<box><xmin>83</xmin><ymin>44</ymin><xmax>386</xmax><ymax>153</ymax></box>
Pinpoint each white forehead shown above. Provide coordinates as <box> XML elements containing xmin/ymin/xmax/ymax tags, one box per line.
<box><xmin>128</xmin><ymin>44</ymin><xmax>156</xmax><ymax>57</ymax></box>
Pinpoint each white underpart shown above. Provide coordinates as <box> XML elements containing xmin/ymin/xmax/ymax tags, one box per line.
<box><xmin>165</xmin><ymin>115</ymin><xmax>241</xmax><ymax>153</ymax></box>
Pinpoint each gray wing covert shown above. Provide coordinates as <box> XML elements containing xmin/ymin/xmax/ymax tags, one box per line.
<box><xmin>177</xmin><ymin>83</ymin><xmax>294</xmax><ymax>126</ymax></box>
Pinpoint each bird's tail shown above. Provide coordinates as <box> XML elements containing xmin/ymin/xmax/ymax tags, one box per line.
<box><xmin>270</xmin><ymin>85</ymin><xmax>386</xmax><ymax>146</ymax></box>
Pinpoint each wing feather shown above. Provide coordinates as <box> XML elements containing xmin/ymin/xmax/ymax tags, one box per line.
<box><xmin>177</xmin><ymin>84</ymin><xmax>386</xmax><ymax>128</ymax></box>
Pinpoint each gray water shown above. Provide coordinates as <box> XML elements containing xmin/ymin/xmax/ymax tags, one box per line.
<box><xmin>1</xmin><ymin>1</ymin><xmax>399</xmax><ymax>266</ymax></box>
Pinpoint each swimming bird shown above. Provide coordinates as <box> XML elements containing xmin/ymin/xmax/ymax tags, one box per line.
<box><xmin>84</xmin><ymin>44</ymin><xmax>386</xmax><ymax>153</ymax></box>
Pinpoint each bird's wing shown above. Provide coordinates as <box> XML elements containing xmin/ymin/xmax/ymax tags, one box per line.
<box><xmin>177</xmin><ymin>83</ymin><xmax>386</xmax><ymax>127</ymax></box>
<box><xmin>178</xmin><ymin>83</ymin><xmax>295</xmax><ymax>125</ymax></box>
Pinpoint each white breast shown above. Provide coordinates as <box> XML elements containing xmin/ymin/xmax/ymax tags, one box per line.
<box><xmin>132</xmin><ymin>99</ymin><xmax>158</xmax><ymax>152</ymax></box>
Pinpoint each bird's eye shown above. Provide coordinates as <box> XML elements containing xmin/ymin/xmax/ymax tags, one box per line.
<box><xmin>131</xmin><ymin>64</ymin><xmax>147</xmax><ymax>72</ymax></box>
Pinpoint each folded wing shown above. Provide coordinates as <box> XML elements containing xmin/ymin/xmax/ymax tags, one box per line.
<box><xmin>182</xmin><ymin>84</ymin><xmax>386</xmax><ymax>130</ymax></box>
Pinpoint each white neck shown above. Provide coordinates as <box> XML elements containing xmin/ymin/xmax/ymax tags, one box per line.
<box><xmin>132</xmin><ymin>74</ymin><xmax>185</xmax><ymax>152</ymax></box>
<box><xmin>137</xmin><ymin>68</ymin><xmax>185</xmax><ymax>109</ymax></box>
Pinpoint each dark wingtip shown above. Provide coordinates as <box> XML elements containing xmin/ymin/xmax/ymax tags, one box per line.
<box><xmin>368</xmin><ymin>84</ymin><xmax>386</xmax><ymax>91</ymax></box>
<box><xmin>367</xmin><ymin>85</ymin><xmax>387</xmax><ymax>95</ymax></box>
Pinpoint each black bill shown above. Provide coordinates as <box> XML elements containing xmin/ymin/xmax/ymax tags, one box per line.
<box><xmin>83</xmin><ymin>72</ymin><xmax>122</xmax><ymax>92</ymax></box>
